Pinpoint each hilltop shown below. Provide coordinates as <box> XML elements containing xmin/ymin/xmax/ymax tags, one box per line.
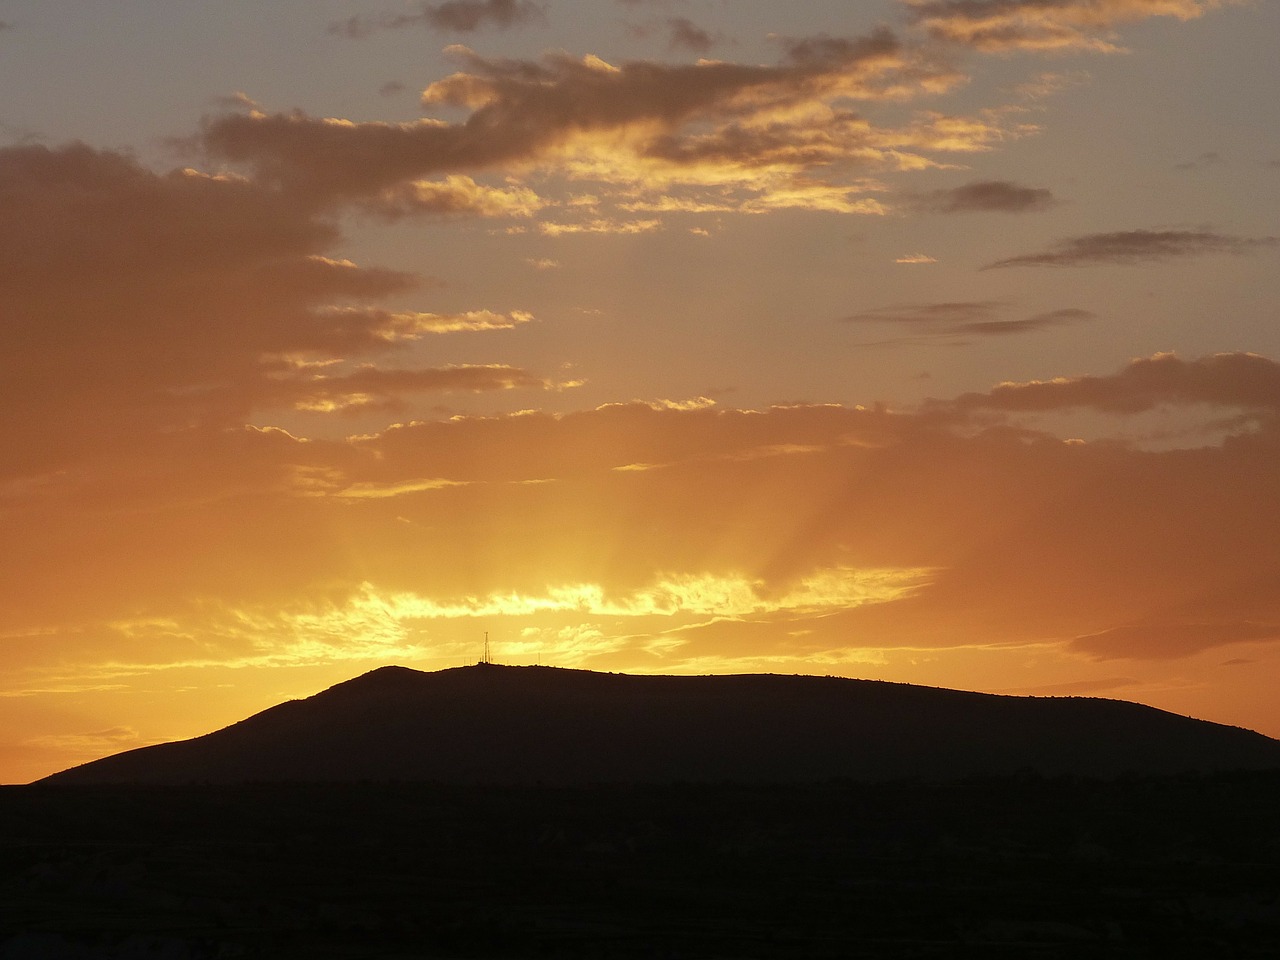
<box><xmin>41</xmin><ymin>663</ymin><xmax>1280</xmax><ymax>785</ymax></box>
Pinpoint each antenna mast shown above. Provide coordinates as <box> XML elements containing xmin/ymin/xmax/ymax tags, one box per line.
<box><xmin>483</xmin><ymin>630</ymin><xmax>490</xmax><ymax>665</ymax></box>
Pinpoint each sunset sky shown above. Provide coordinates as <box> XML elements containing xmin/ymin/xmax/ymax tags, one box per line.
<box><xmin>2</xmin><ymin>0</ymin><xmax>1279</xmax><ymax>783</ymax></box>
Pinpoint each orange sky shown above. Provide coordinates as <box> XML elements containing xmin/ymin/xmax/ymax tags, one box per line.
<box><xmin>2</xmin><ymin>0</ymin><xmax>1279</xmax><ymax>783</ymax></box>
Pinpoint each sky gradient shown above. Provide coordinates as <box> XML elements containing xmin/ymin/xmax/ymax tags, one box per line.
<box><xmin>2</xmin><ymin>0</ymin><xmax>1278</xmax><ymax>783</ymax></box>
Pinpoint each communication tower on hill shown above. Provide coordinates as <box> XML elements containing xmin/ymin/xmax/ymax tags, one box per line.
<box><xmin>482</xmin><ymin>630</ymin><xmax>491</xmax><ymax>665</ymax></box>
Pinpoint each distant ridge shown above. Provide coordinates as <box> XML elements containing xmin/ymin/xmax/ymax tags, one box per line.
<box><xmin>40</xmin><ymin>664</ymin><xmax>1280</xmax><ymax>785</ymax></box>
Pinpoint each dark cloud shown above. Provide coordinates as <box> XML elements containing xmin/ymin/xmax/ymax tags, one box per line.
<box><xmin>908</xmin><ymin>179</ymin><xmax>1056</xmax><ymax>213</ymax></box>
<box><xmin>1174</xmin><ymin>150</ymin><xmax>1222</xmax><ymax>171</ymax></box>
<box><xmin>0</xmin><ymin>143</ymin><xmax>548</xmax><ymax>479</ymax></box>
<box><xmin>200</xmin><ymin>28</ymin><xmax>956</xmax><ymax>213</ymax></box>
<box><xmin>330</xmin><ymin>0</ymin><xmax>544</xmax><ymax>38</ymax></box>
<box><xmin>958</xmin><ymin>352</ymin><xmax>1280</xmax><ymax>414</ymax></box>
<box><xmin>328</xmin><ymin>16</ymin><xmax>373</xmax><ymax>39</ymax></box>
<box><xmin>983</xmin><ymin>229</ymin><xmax>1279</xmax><ymax>268</ymax></box>
<box><xmin>842</xmin><ymin>301</ymin><xmax>1093</xmax><ymax>342</ymax></box>
<box><xmin>951</xmin><ymin>308</ymin><xmax>1093</xmax><ymax>336</ymax></box>
<box><xmin>844</xmin><ymin>301</ymin><xmax>1005</xmax><ymax>325</ymax></box>
<box><xmin>666</xmin><ymin>18</ymin><xmax>716</xmax><ymax>53</ymax></box>
<box><xmin>419</xmin><ymin>0</ymin><xmax>544</xmax><ymax>32</ymax></box>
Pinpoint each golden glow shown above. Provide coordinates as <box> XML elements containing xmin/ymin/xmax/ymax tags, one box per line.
<box><xmin>340</xmin><ymin>567</ymin><xmax>931</xmax><ymax>622</ymax></box>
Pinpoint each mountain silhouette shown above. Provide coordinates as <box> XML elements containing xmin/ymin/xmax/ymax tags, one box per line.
<box><xmin>40</xmin><ymin>664</ymin><xmax>1280</xmax><ymax>784</ymax></box>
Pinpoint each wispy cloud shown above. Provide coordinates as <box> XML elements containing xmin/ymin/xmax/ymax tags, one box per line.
<box><xmin>907</xmin><ymin>179</ymin><xmax>1057</xmax><ymax>213</ymax></box>
<box><xmin>1174</xmin><ymin>150</ymin><xmax>1223</xmax><ymax>171</ymax></box>
<box><xmin>25</xmin><ymin>727</ymin><xmax>144</xmax><ymax>752</ymax></box>
<box><xmin>843</xmin><ymin>301</ymin><xmax>1094</xmax><ymax>343</ymax></box>
<box><xmin>1072</xmin><ymin>618</ymin><xmax>1280</xmax><ymax>660</ymax></box>
<box><xmin>904</xmin><ymin>0</ymin><xmax>1227</xmax><ymax>53</ymax></box>
<box><xmin>370</xmin><ymin>175</ymin><xmax>544</xmax><ymax>219</ymax></box>
<box><xmin>1013</xmin><ymin>70</ymin><xmax>1091</xmax><ymax>101</ymax></box>
<box><xmin>845</xmin><ymin>301</ymin><xmax>1005</xmax><ymax>325</ymax></box>
<box><xmin>539</xmin><ymin>218</ymin><xmax>662</xmax><ymax>236</ymax></box>
<box><xmin>331</xmin><ymin>0</ymin><xmax>545</xmax><ymax>38</ymax></box>
<box><xmin>984</xmin><ymin>228</ymin><xmax>1278</xmax><ymax>268</ymax></box>
<box><xmin>666</xmin><ymin>17</ymin><xmax>717</xmax><ymax>53</ymax></box>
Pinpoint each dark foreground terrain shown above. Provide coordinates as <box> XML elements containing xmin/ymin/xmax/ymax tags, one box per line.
<box><xmin>43</xmin><ymin>665</ymin><xmax>1280</xmax><ymax>785</ymax></box>
<box><xmin>3</xmin><ymin>773</ymin><xmax>1280</xmax><ymax>958</ymax></box>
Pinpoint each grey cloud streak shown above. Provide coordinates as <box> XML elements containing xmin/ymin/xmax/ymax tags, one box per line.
<box><xmin>983</xmin><ymin>229</ymin><xmax>1279</xmax><ymax>268</ymax></box>
<box><xmin>842</xmin><ymin>301</ymin><xmax>1094</xmax><ymax>343</ymax></box>
<box><xmin>330</xmin><ymin>0</ymin><xmax>544</xmax><ymax>38</ymax></box>
<box><xmin>666</xmin><ymin>18</ymin><xmax>716</xmax><ymax>53</ymax></box>
<box><xmin>908</xmin><ymin>179</ymin><xmax>1056</xmax><ymax>213</ymax></box>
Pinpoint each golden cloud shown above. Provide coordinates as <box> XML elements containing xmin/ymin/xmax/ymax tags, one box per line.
<box><xmin>904</xmin><ymin>0</ymin><xmax>1227</xmax><ymax>53</ymax></box>
<box><xmin>198</xmin><ymin>29</ymin><xmax>1007</xmax><ymax>223</ymax></box>
<box><xmin>5</xmin><ymin>381</ymin><xmax>1280</xmax><ymax>684</ymax></box>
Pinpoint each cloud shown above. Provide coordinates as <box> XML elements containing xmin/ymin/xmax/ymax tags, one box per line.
<box><xmin>199</xmin><ymin>30</ymin><xmax>1009</xmax><ymax>220</ymax></box>
<box><xmin>1174</xmin><ymin>150</ymin><xmax>1223</xmax><ymax>171</ymax></box>
<box><xmin>1072</xmin><ymin>619</ymin><xmax>1280</xmax><ymax>660</ymax></box>
<box><xmin>954</xmin><ymin>307</ymin><xmax>1094</xmax><ymax>336</ymax></box>
<box><xmin>539</xmin><ymin>218</ymin><xmax>662</xmax><ymax>236</ymax></box>
<box><xmin>957</xmin><ymin>351</ymin><xmax>1280</xmax><ymax>414</ymax></box>
<box><xmin>330</xmin><ymin>0</ymin><xmax>544</xmax><ymax>38</ymax></box>
<box><xmin>666</xmin><ymin>17</ymin><xmax>716</xmax><ymax>53</ymax></box>
<box><xmin>0</xmin><ymin>142</ymin><xmax>549</xmax><ymax>484</ymax></box>
<box><xmin>287</xmin><ymin>364</ymin><xmax>550</xmax><ymax>414</ymax></box>
<box><xmin>984</xmin><ymin>228</ymin><xmax>1278</xmax><ymax>268</ymax></box>
<box><xmin>845</xmin><ymin>300</ymin><xmax>1005</xmax><ymax>325</ymax></box>
<box><xmin>907</xmin><ymin>178</ymin><xmax>1056</xmax><ymax>213</ymax></box>
<box><xmin>904</xmin><ymin>0</ymin><xmax>1227</xmax><ymax>53</ymax></box>
<box><xmin>348</xmin><ymin>308</ymin><xmax>536</xmax><ymax>337</ymax></box>
<box><xmin>1013</xmin><ymin>70</ymin><xmax>1091</xmax><ymax>100</ymax></box>
<box><xmin>421</xmin><ymin>0</ymin><xmax>544</xmax><ymax>31</ymax></box>
<box><xmin>26</xmin><ymin>727</ymin><xmax>143</xmax><ymax>752</ymax></box>
<box><xmin>844</xmin><ymin>301</ymin><xmax>1094</xmax><ymax>344</ymax></box>
<box><xmin>5</xmin><ymin>364</ymin><xmax>1280</xmax><ymax>682</ymax></box>
<box><xmin>895</xmin><ymin>253</ymin><xmax>938</xmax><ymax>263</ymax></box>
<box><xmin>370</xmin><ymin>174</ymin><xmax>545</xmax><ymax>218</ymax></box>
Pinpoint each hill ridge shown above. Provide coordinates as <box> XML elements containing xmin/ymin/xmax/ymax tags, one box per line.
<box><xmin>40</xmin><ymin>664</ymin><xmax>1280</xmax><ymax>785</ymax></box>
